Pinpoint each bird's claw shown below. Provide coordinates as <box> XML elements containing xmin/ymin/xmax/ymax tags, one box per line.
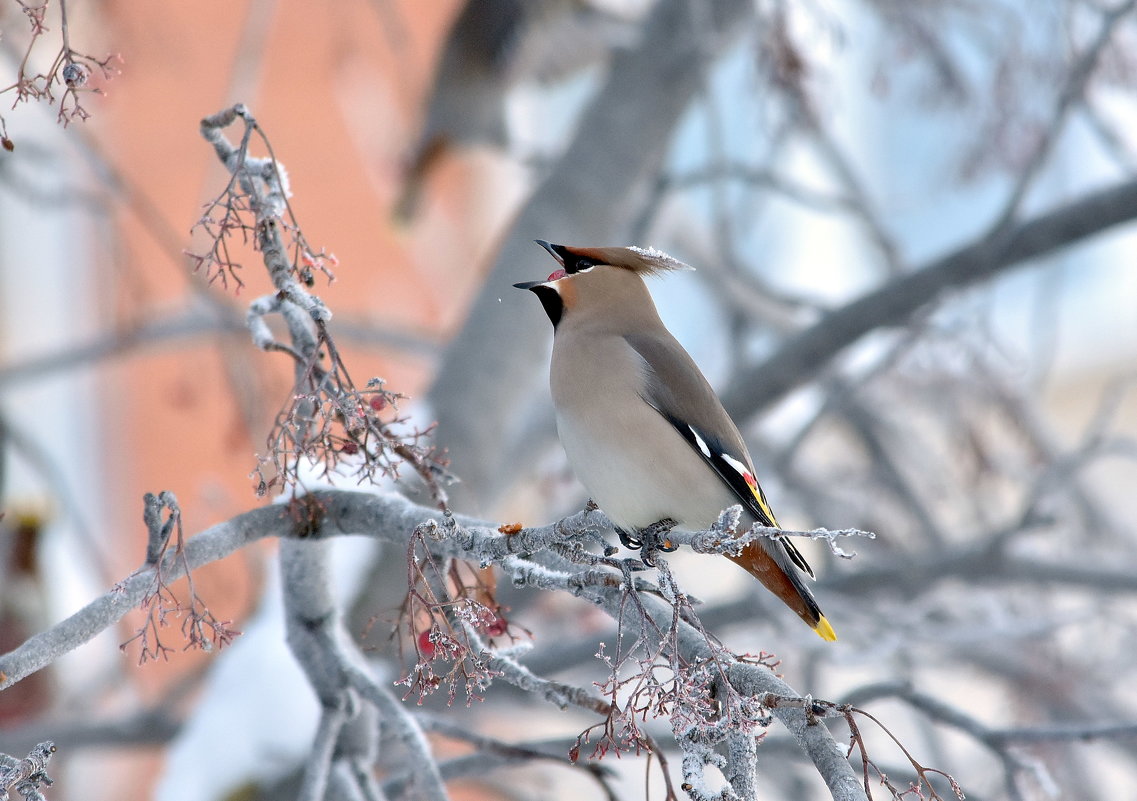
<box><xmin>615</xmin><ymin>519</ymin><xmax>678</xmax><ymax>568</ymax></box>
<box><xmin>615</xmin><ymin>526</ymin><xmax>642</xmax><ymax>549</ymax></box>
<box><xmin>641</xmin><ymin>517</ymin><xmax>679</xmax><ymax>552</ymax></box>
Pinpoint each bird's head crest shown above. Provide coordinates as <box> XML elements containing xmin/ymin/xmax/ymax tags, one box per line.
<box><xmin>534</xmin><ymin>241</ymin><xmax>693</xmax><ymax>278</ymax></box>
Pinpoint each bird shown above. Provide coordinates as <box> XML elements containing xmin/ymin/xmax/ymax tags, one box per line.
<box><xmin>514</xmin><ymin>241</ymin><xmax>836</xmax><ymax>641</ymax></box>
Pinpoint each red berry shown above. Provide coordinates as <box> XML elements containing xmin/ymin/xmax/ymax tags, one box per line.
<box><xmin>417</xmin><ymin>629</ymin><xmax>435</xmax><ymax>657</ymax></box>
<box><xmin>485</xmin><ymin>617</ymin><xmax>507</xmax><ymax>637</ymax></box>
<box><xmin>341</xmin><ymin>441</ymin><xmax>359</xmax><ymax>454</ymax></box>
<box><xmin>369</xmin><ymin>396</ymin><xmax>386</xmax><ymax>412</ymax></box>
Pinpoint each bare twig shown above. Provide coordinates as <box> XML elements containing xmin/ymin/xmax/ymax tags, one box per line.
<box><xmin>0</xmin><ymin>0</ymin><xmax>119</xmax><ymax>129</ymax></box>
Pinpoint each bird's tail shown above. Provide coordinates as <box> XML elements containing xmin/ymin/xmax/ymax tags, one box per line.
<box><xmin>726</xmin><ymin>541</ymin><xmax>837</xmax><ymax>641</ymax></box>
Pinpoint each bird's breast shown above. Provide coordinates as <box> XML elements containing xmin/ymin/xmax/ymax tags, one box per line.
<box><xmin>550</xmin><ymin>334</ymin><xmax>737</xmax><ymax>532</ymax></box>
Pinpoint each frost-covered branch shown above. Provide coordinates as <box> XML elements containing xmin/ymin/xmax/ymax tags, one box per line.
<box><xmin>192</xmin><ymin>103</ymin><xmax>448</xmax><ymax>501</ymax></box>
<box><xmin>8</xmin><ymin>481</ymin><xmax>1126</xmax><ymax>796</ymax></box>
<box><xmin>280</xmin><ymin>538</ymin><xmax>385</xmax><ymax>801</ymax></box>
<box><xmin>673</xmin><ymin>505</ymin><xmax>876</xmax><ymax>561</ymax></box>
<box><xmin>0</xmin><ymin>490</ymin><xmax>867</xmax><ymax>798</ymax></box>
<box><xmin>0</xmin><ymin>741</ymin><xmax>55</xmax><ymax>801</ymax></box>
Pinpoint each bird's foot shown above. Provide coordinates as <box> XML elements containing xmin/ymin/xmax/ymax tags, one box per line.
<box><xmin>633</xmin><ymin>518</ymin><xmax>679</xmax><ymax>567</ymax></box>
<box><xmin>614</xmin><ymin>518</ymin><xmax>679</xmax><ymax>570</ymax></box>
<box><xmin>641</xmin><ymin>517</ymin><xmax>679</xmax><ymax>552</ymax></box>
<box><xmin>615</xmin><ymin>526</ymin><xmax>642</xmax><ymax>549</ymax></box>
<box><xmin>616</xmin><ymin>517</ymin><xmax>679</xmax><ymax>552</ymax></box>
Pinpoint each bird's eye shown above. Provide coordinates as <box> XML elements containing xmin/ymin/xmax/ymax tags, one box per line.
<box><xmin>570</xmin><ymin>258</ymin><xmax>597</xmax><ymax>274</ymax></box>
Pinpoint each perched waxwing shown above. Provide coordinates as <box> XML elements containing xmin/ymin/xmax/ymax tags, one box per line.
<box><xmin>515</xmin><ymin>241</ymin><xmax>836</xmax><ymax>641</ymax></box>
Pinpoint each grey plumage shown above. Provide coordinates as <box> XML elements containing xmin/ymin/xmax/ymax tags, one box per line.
<box><xmin>515</xmin><ymin>241</ymin><xmax>836</xmax><ymax>640</ymax></box>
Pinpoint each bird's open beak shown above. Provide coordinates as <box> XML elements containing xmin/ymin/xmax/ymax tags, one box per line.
<box><xmin>514</xmin><ymin>240</ymin><xmax>570</xmax><ymax>289</ymax></box>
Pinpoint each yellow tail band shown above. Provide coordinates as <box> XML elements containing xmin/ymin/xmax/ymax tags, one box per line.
<box><xmin>814</xmin><ymin>615</ymin><xmax>838</xmax><ymax>642</ymax></box>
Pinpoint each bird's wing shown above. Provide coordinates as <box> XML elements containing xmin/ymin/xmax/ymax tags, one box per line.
<box><xmin>624</xmin><ymin>332</ymin><xmax>815</xmax><ymax>579</ymax></box>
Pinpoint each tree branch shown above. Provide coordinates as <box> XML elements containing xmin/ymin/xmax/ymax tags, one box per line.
<box><xmin>721</xmin><ymin>177</ymin><xmax>1137</xmax><ymax>417</ymax></box>
<box><xmin>0</xmin><ymin>490</ymin><xmax>865</xmax><ymax>798</ymax></box>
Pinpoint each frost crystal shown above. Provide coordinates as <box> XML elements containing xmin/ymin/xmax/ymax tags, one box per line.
<box><xmin>628</xmin><ymin>245</ymin><xmax>694</xmax><ymax>272</ymax></box>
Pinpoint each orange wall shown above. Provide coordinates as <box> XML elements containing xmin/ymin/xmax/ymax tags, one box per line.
<box><xmin>99</xmin><ymin>0</ymin><xmax>478</xmax><ymax>688</ymax></box>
